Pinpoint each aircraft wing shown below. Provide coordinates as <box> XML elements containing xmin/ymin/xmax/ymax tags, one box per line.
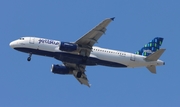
<box><xmin>61</xmin><ymin>18</ymin><xmax>114</xmax><ymax>87</ymax></box>
<box><xmin>74</xmin><ymin>72</ymin><xmax>90</xmax><ymax>87</ymax></box>
<box><xmin>75</xmin><ymin>17</ymin><xmax>114</xmax><ymax>57</ymax></box>
<box><xmin>63</xmin><ymin>62</ymin><xmax>90</xmax><ymax>87</ymax></box>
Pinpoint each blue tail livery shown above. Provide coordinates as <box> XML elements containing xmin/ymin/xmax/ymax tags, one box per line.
<box><xmin>135</xmin><ymin>37</ymin><xmax>164</xmax><ymax>56</ymax></box>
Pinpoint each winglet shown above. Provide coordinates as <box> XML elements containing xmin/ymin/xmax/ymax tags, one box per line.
<box><xmin>111</xmin><ymin>17</ymin><xmax>115</xmax><ymax>21</ymax></box>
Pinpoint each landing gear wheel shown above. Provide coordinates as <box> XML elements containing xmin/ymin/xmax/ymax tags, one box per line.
<box><xmin>77</xmin><ymin>72</ymin><xmax>82</xmax><ymax>78</ymax></box>
<box><xmin>27</xmin><ymin>53</ymin><xmax>32</xmax><ymax>61</ymax></box>
<box><xmin>27</xmin><ymin>57</ymin><xmax>31</xmax><ymax>61</ymax></box>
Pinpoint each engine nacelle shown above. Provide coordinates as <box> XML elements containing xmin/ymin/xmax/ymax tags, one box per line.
<box><xmin>51</xmin><ymin>64</ymin><xmax>71</xmax><ymax>74</ymax></box>
<box><xmin>59</xmin><ymin>42</ymin><xmax>78</xmax><ymax>52</ymax></box>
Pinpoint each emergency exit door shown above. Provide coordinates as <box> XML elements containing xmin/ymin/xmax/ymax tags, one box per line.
<box><xmin>29</xmin><ymin>37</ymin><xmax>35</xmax><ymax>44</ymax></box>
<box><xmin>130</xmin><ymin>54</ymin><xmax>135</xmax><ymax>61</ymax></box>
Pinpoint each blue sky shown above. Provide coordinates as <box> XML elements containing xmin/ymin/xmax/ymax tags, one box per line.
<box><xmin>1</xmin><ymin>0</ymin><xmax>180</xmax><ymax>107</ymax></box>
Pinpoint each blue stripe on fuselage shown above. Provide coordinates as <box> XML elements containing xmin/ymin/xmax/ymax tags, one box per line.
<box><xmin>14</xmin><ymin>48</ymin><xmax>127</xmax><ymax>67</ymax></box>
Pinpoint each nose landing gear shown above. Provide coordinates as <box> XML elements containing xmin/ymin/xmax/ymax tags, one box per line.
<box><xmin>27</xmin><ymin>53</ymin><xmax>32</xmax><ymax>61</ymax></box>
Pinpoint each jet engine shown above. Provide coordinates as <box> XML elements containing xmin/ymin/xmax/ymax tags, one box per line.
<box><xmin>51</xmin><ymin>64</ymin><xmax>71</xmax><ymax>74</ymax></box>
<box><xmin>59</xmin><ymin>42</ymin><xmax>78</xmax><ymax>52</ymax></box>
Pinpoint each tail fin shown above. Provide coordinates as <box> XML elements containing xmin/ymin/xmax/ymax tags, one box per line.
<box><xmin>135</xmin><ymin>37</ymin><xmax>164</xmax><ymax>56</ymax></box>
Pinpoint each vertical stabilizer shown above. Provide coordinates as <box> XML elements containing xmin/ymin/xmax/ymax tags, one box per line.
<box><xmin>135</xmin><ymin>37</ymin><xmax>164</xmax><ymax>56</ymax></box>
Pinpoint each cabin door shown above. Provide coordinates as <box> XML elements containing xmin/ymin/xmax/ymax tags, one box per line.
<box><xmin>29</xmin><ymin>37</ymin><xmax>35</xmax><ymax>44</ymax></box>
<box><xmin>130</xmin><ymin>54</ymin><xmax>135</xmax><ymax>61</ymax></box>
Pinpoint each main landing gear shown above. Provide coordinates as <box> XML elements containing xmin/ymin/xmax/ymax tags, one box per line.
<box><xmin>27</xmin><ymin>53</ymin><xmax>32</xmax><ymax>61</ymax></box>
<box><xmin>77</xmin><ymin>72</ymin><xmax>82</xmax><ymax>78</ymax></box>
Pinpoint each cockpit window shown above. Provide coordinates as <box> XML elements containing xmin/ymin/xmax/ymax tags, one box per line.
<box><xmin>19</xmin><ymin>38</ymin><xmax>24</xmax><ymax>40</ymax></box>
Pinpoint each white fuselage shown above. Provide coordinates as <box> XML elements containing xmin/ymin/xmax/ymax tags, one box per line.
<box><xmin>9</xmin><ymin>37</ymin><xmax>164</xmax><ymax>68</ymax></box>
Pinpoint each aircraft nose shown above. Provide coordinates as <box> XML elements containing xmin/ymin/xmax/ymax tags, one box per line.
<box><xmin>9</xmin><ymin>41</ymin><xmax>16</xmax><ymax>48</ymax></box>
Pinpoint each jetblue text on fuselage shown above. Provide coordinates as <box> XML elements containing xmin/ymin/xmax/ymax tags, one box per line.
<box><xmin>38</xmin><ymin>39</ymin><xmax>59</xmax><ymax>45</ymax></box>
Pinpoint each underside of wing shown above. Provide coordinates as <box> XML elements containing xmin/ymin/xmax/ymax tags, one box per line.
<box><xmin>76</xmin><ymin>17</ymin><xmax>114</xmax><ymax>46</ymax></box>
<box><xmin>63</xmin><ymin>62</ymin><xmax>90</xmax><ymax>87</ymax></box>
<box><xmin>75</xmin><ymin>17</ymin><xmax>114</xmax><ymax>57</ymax></box>
<box><xmin>73</xmin><ymin>72</ymin><xmax>90</xmax><ymax>87</ymax></box>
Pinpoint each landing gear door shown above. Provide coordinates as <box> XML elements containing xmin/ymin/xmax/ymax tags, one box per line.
<box><xmin>130</xmin><ymin>54</ymin><xmax>135</xmax><ymax>61</ymax></box>
<box><xmin>29</xmin><ymin>37</ymin><xmax>35</xmax><ymax>44</ymax></box>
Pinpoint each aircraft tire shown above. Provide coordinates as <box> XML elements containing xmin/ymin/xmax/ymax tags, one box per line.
<box><xmin>27</xmin><ymin>57</ymin><xmax>31</xmax><ymax>61</ymax></box>
<box><xmin>77</xmin><ymin>72</ymin><xmax>82</xmax><ymax>78</ymax></box>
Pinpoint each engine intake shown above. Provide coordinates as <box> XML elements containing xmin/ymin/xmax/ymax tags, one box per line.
<box><xmin>59</xmin><ymin>42</ymin><xmax>78</xmax><ymax>52</ymax></box>
<box><xmin>51</xmin><ymin>64</ymin><xmax>71</xmax><ymax>74</ymax></box>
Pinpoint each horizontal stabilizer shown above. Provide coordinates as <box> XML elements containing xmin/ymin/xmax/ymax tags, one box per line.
<box><xmin>147</xmin><ymin>65</ymin><xmax>156</xmax><ymax>74</ymax></box>
<box><xmin>145</xmin><ymin>49</ymin><xmax>166</xmax><ymax>61</ymax></box>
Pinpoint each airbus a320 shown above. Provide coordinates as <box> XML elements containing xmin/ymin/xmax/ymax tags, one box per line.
<box><xmin>9</xmin><ymin>18</ymin><xmax>165</xmax><ymax>87</ymax></box>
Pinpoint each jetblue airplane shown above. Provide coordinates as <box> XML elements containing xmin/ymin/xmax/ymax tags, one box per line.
<box><xmin>9</xmin><ymin>18</ymin><xmax>165</xmax><ymax>87</ymax></box>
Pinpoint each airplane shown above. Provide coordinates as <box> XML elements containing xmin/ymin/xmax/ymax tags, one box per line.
<box><xmin>9</xmin><ymin>17</ymin><xmax>165</xmax><ymax>87</ymax></box>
